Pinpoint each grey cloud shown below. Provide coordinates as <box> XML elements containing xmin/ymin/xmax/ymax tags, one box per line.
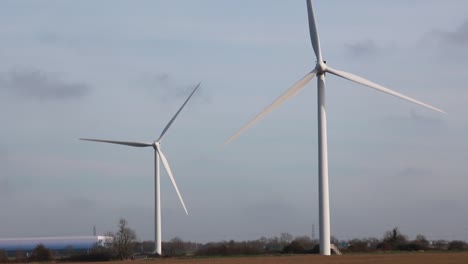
<box><xmin>0</xmin><ymin>69</ymin><xmax>90</xmax><ymax>100</ymax></box>
<box><xmin>436</xmin><ymin>18</ymin><xmax>468</xmax><ymax>46</ymax></box>
<box><xmin>37</xmin><ymin>33</ymin><xmax>67</xmax><ymax>45</ymax></box>
<box><xmin>0</xmin><ymin>144</ymin><xmax>6</xmax><ymax>155</ymax></box>
<box><xmin>0</xmin><ymin>145</ymin><xmax>8</xmax><ymax>167</ymax></box>
<box><xmin>398</xmin><ymin>167</ymin><xmax>431</xmax><ymax>178</ymax></box>
<box><xmin>374</xmin><ymin>109</ymin><xmax>445</xmax><ymax>129</ymax></box>
<box><xmin>65</xmin><ymin>197</ymin><xmax>98</xmax><ymax>210</ymax></box>
<box><xmin>0</xmin><ymin>147</ymin><xmax>14</xmax><ymax>196</ymax></box>
<box><xmin>140</xmin><ymin>73</ymin><xmax>209</xmax><ymax>103</ymax></box>
<box><xmin>422</xmin><ymin>18</ymin><xmax>468</xmax><ymax>61</ymax></box>
<box><xmin>36</xmin><ymin>33</ymin><xmax>85</xmax><ymax>49</ymax></box>
<box><xmin>410</xmin><ymin>109</ymin><xmax>443</xmax><ymax>125</ymax></box>
<box><xmin>0</xmin><ymin>177</ymin><xmax>15</xmax><ymax>195</ymax></box>
<box><xmin>345</xmin><ymin>39</ymin><xmax>378</xmax><ymax>57</ymax></box>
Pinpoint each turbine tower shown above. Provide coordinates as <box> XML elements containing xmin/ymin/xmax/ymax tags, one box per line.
<box><xmin>81</xmin><ymin>83</ymin><xmax>200</xmax><ymax>255</ymax></box>
<box><xmin>225</xmin><ymin>1</ymin><xmax>444</xmax><ymax>256</ymax></box>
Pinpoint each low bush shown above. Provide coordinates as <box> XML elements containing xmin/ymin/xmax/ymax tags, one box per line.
<box><xmin>448</xmin><ymin>240</ymin><xmax>467</xmax><ymax>251</ymax></box>
<box><xmin>29</xmin><ymin>244</ymin><xmax>53</xmax><ymax>262</ymax></box>
<box><xmin>0</xmin><ymin>250</ymin><xmax>8</xmax><ymax>263</ymax></box>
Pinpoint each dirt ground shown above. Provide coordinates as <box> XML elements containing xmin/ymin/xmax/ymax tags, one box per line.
<box><xmin>78</xmin><ymin>252</ymin><xmax>468</xmax><ymax>264</ymax></box>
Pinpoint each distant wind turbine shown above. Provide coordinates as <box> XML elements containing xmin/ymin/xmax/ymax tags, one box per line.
<box><xmin>225</xmin><ymin>0</ymin><xmax>444</xmax><ymax>256</ymax></box>
<box><xmin>81</xmin><ymin>83</ymin><xmax>200</xmax><ymax>255</ymax></box>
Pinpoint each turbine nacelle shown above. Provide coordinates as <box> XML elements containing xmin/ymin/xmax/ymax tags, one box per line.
<box><xmin>315</xmin><ymin>61</ymin><xmax>327</xmax><ymax>74</ymax></box>
<box><xmin>153</xmin><ymin>141</ymin><xmax>161</xmax><ymax>150</ymax></box>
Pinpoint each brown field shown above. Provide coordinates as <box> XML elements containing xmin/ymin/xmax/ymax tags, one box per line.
<box><xmin>76</xmin><ymin>252</ymin><xmax>468</xmax><ymax>264</ymax></box>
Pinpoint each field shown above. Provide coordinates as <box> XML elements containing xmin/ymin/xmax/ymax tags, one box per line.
<box><xmin>79</xmin><ymin>252</ymin><xmax>468</xmax><ymax>264</ymax></box>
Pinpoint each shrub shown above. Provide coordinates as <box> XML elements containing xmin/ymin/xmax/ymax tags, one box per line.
<box><xmin>14</xmin><ymin>251</ymin><xmax>27</xmax><ymax>263</ymax></box>
<box><xmin>195</xmin><ymin>241</ymin><xmax>262</xmax><ymax>256</ymax></box>
<box><xmin>397</xmin><ymin>243</ymin><xmax>424</xmax><ymax>251</ymax></box>
<box><xmin>63</xmin><ymin>252</ymin><xmax>113</xmax><ymax>262</ymax></box>
<box><xmin>61</xmin><ymin>246</ymin><xmax>114</xmax><ymax>262</ymax></box>
<box><xmin>0</xmin><ymin>250</ymin><xmax>8</xmax><ymax>263</ymax></box>
<box><xmin>346</xmin><ymin>239</ymin><xmax>369</xmax><ymax>252</ymax></box>
<box><xmin>379</xmin><ymin>228</ymin><xmax>408</xmax><ymax>251</ymax></box>
<box><xmin>29</xmin><ymin>244</ymin><xmax>53</xmax><ymax>262</ymax></box>
<box><xmin>282</xmin><ymin>241</ymin><xmax>305</xmax><ymax>254</ymax></box>
<box><xmin>448</xmin><ymin>240</ymin><xmax>467</xmax><ymax>251</ymax></box>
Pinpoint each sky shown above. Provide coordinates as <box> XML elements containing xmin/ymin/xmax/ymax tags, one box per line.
<box><xmin>1</xmin><ymin>0</ymin><xmax>468</xmax><ymax>243</ymax></box>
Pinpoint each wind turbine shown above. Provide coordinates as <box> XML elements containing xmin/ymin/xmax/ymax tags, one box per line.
<box><xmin>225</xmin><ymin>0</ymin><xmax>444</xmax><ymax>256</ymax></box>
<box><xmin>81</xmin><ymin>83</ymin><xmax>200</xmax><ymax>255</ymax></box>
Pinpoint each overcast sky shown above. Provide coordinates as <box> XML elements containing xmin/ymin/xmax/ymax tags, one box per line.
<box><xmin>1</xmin><ymin>0</ymin><xmax>468</xmax><ymax>243</ymax></box>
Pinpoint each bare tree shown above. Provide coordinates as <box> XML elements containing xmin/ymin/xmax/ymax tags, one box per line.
<box><xmin>280</xmin><ymin>233</ymin><xmax>293</xmax><ymax>246</ymax></box>
<box><xmin>415</xmin><ymin>234</ymin><xmax>429</xmax><ymax>249</ymax></box>
<box><xmin>109</xmin><ymin>218</ymin><xmax>137</xmax><ymax>260</ymax></box>
<box><xmin>379</xmin><ymin>227</ymin><xmax>408</xmax><ymax>250</ymax></box>
<box><xmin>293</xmin><ymin>236</ymin><xmax>315</xmax><ymax>250</ymax></box>
<box><xmin>163</xmin><ymin>237</ymin><xmax>186</xmax><ymax>256</ymax></box>
<box><xmin>29</xmin><ymin>244</ymin><xmax>53</xmax><ymax>262</ymax></box>
<box><xmin>448</xmin><ymin>240</ymin><xmax>467</xmax><ymax>251</ymax></box>
<box><xmin>0</xmin><ymin>250</ymin><xmax>8</xmax><ymax>263</ymax></box>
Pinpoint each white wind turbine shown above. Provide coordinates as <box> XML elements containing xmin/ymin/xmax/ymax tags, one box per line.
<box><xmin>81</xmin><ymin>83</ymin><xmax>200</xmax><ymax>255</ymax></box>
<box><xmin>225</xmin><ymin>0</ymin><xmax>444</xmax><ymax>256</ymax></box>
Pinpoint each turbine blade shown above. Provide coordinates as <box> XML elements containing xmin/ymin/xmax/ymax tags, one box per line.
<box><xmin>157</xmin><ymin>82</ymin><xmax>201</xmax><ymax>142</ymax></box>
<box><xmin>225</xmin><ymin>70</ymin><xmax>317</xmax><ymax>144</ymax></box>
<box><xmin>326</xmin><ymin>67</ymin><xmax>445</xmax><ymax>113</ymax></box>
<box><xmin>306</xmin><ymin>0</ymin><xmax>323</xmax><ymax>62</ymax></box>
<box><xmin>79</xmin><ymin>138</ymin><xmax>153</xmax><ymax>147</ymax></box>
<box><xmin>155</xmin><ymin>147</ymin><xmax>188</xmax><ymax>215</ymax></box>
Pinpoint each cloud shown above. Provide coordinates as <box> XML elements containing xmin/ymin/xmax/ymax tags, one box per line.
<box><xmin>36</xmin><ymin>33</ymin><xmax>70</xmax><ymax>45</ymax></box>
<box><xmin>0</xmin><ymin>69</ymin><xmax>90</xmax><ymax>100</ymax></box>
<box><xmin>397</xmin><ymin>167</ymin><xmax>431</xmax><ymax>178</ymax></box>
<box><xmin>373</xmin><ymin>109</ymin><xmax>445</xmax><ymax>130</ymax></box>
<box><xmin>421</xmin><ymin>18</ymin><xmax>468</xmax><ymax>61</ymax></box>
<box><xmin>0</xmin><ymin>145</ymin><xmax>8</xmax><ymax>168</ymax></box>
<box><xmin>409</xmin><ymin>109</ymin><xmax>443</xmax><ymax>125</ymax></box>
<box><xmin>140</xmin><ymin>73</ymin><xmax>209</xmax><ymax>103</ymax></box>
<box><xmin>0</xmin><ymin>177</ymin><xmax>15</xmax><ymax>195</ymax></box>
<box><xmin>0</xmin><ymin>144</ymin><xmax>6</xmax><ymax>155</ymax></box>
<box><xmin>344</xmin><ymin>39</ymin><xmax>398</xmax><ymax>61</ymax></box>
<box><xmin>345</xmin><ymin>39</ymin><xmax>378</xmax><ymax>57</ymax></box>
<box><xmin>65</xmin><ymin>197</ymin><xmax>97</xmax><ymax>210</ymax></box>
<box><xmin>436</xmin><ymin>18</ymin><xmax>468</xmax><ymax>46</ymax></box>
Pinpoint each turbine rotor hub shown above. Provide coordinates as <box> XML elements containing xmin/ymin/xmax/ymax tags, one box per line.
<box><xmin>153</xmin><ymin>141</ymin><xmax>160</xmax><ymax>149</ymax></box>
<box><xmin>316</xmin><ymin>61</ymin><xmax>327</xmax><ymax>74</ymax></box>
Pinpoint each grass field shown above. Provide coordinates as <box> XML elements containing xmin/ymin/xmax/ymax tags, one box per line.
<box><xmin>77</xmin><ymin>252</ymin><xmax>468</xmax><ymax>264</ymax></box>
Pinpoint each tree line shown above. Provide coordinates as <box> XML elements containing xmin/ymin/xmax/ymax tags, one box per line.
<box><xmin>153</xmin><ymin>227</ymin><xmax>467</xmax><ymax>257</ymax></box>
<box><xmin>1</xmin><ymin>220</ymin><xmax>467</xmax><ymax>262</ymax></box>
<box><xmin>128</xmin><ymin>226</ymin><xmax>468</xmax><ymax>258</ymax></box>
